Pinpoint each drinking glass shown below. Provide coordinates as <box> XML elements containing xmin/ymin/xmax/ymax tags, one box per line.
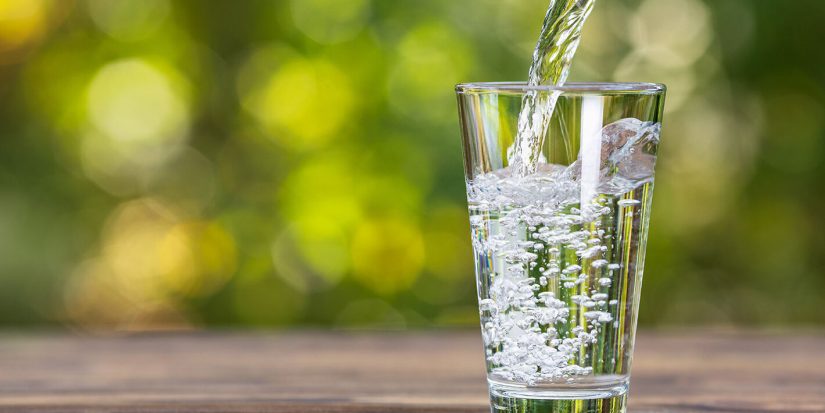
<box><xmin>456</xmin><ymin>82</ymin><xmax>666</xmax><ymax>413</ymax></box>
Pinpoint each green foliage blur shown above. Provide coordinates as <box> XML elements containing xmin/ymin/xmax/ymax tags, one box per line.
<box><xmin>1</xmin><ymin>0</ymin><xmax>823</xmax><ymax>330</ymax></box>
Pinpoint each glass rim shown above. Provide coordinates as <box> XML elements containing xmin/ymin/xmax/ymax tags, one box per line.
<box><xmin>456</xmin><ymin>81</ymin><xmax>666</xmax><ymax>95</ymax></box>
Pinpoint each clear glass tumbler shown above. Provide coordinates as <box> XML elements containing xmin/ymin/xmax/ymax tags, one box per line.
<box><xmin>456</xmin><ymin>82</ymin><xmax>666</xmax><ymax>413</ymax></box>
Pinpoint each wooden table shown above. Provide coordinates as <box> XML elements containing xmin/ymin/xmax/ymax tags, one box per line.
<box><xmin>0</xmin><ymin>331</ymin><xmax>822</xmax><ymax>412</ymax></box>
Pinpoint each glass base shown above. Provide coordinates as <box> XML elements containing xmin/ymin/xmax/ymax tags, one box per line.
<box><xmin>488</xmin><ymin>377</ymin><xmax>629</xmax><ymax>413</ymax></box>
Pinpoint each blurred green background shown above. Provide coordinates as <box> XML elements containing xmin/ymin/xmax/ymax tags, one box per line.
<box><xmin>1</xmin><ymin>0</ymin><xmax>823</xmax><ymax>330</ymax></box>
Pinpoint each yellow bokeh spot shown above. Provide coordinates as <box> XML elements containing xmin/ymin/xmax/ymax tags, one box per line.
<box><xmin>102</xmin><ymin>199</ymin><xmax>178</xmax><ymax>302</ymax></box>
<box><xmin>351</xmin><ymin>217</ymin><xmax>425</xmax><ymax>295</ymax></box>
<box><xmin>87</xmin><ymin>58</ymin><xmax>189</xmax><ymax>146</ymax></box>
<box><xmin>279</xmin><ymin>152</ymin><xmax>363</xmax><ymax>233</ymax></box>
<box><xmin>158</xmin><ymin>221</ymin><xmax>237</xmax><ymax>298</ymax></box>
<box><xmin>290</xmin><ymin>0</ymin><xmax>370</xmax><ymax>44</ymax></box>
<box><xmin>65</xmin><ymin>198</ymin><xmax>237</xmax><ymax>328</ymax></box>
<box><xmin>245</xmin><ymin>57</ymin><xmax>355</xmax><ymax>150</ymax></box>
<box><xmin>275</xmin><ymin>150</ymin><xmax>427</xmax><ymax>288</ymax></box>
<box><xmin>0</xmin><ymin>0</ymin><xmax>47</xmax><ymax>53</ymax></box>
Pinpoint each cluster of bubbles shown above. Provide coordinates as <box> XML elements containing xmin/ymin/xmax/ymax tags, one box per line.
<box><xmin>467</xmin><ymin>118</ymin><xmax>660</xmax><ymax>385</ymax></box>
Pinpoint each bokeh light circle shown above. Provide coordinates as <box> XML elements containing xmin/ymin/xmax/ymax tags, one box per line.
<box><xmin>83</xmin><ymin>58</ymin><xmax>191</xmax><ymax>193</ymax></box>
<box><xmin>351</xmin><ymin>217</ymin><xmax>425</xmax><ymax>295</ymax></box>
<box><xmin>87</xmin><ymin>58</ymin><xmax>189</xmax><ymax>146</ymax></box>
<box><xmin>0</xmin><ymin>0</ymin><xmax>48</xmax><ymax>55</ymax></box>
<box><xmin>65</xmin><ymin>198</ymin><xmax>237</xmax><ymax>329</ymax></box>
<box><xmin>242</xmin><ymin>56</ymin><xmax>356</xmax><ymax>150</ymax></box>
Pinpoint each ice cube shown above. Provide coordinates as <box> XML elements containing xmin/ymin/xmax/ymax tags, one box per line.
<box><xmin>600</xmin><ymin>118</ymin><xmax>648</xmax><ymax>164</ymax></box>
<box><xmin>599</xmin><ymin>119</ymin><xmax>661</xmax><ymax>194</ymax></box>
<box><xmin>566</xmin><ymin>118</ymin><xmax>661</xmax><ymax>195</ymax></box>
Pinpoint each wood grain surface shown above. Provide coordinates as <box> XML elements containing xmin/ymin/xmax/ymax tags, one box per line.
<box><xmin>0</xmin><ymin>331</ymin><xmax>822</xmax><ymax>412</ymax></box>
